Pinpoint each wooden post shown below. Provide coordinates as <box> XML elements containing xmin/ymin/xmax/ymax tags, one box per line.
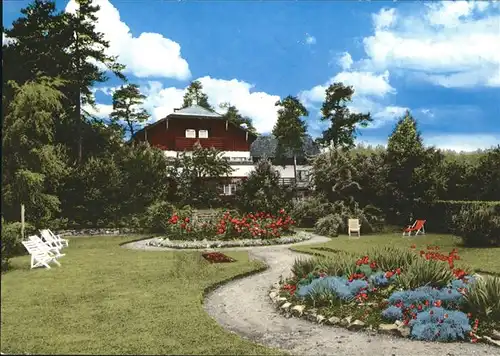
<box><xmin>21</xmin><ymin>204</ymin><xmax>25</xmax><ymax>240</ymax></box>
<box><xmin>145</xmin><ymin>128</ymin><xmax>148</xmax><ymax>144</ymax></box>
<box><xmin>245</xmin><ymin>131</ymin><xmax>248</xmax><ymax>141</ymax></box>
<box><xmin>166</xmin><ymin>118</ymin><xmax>169</xmax><ymax>129</ymax></box>
<box><xmin>225</xmin><ymin>120</ymin><xmax>228</xmax><ymax>131</ymax></box>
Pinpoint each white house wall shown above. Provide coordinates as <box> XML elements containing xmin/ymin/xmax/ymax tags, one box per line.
<box><xmin>229</xmin><ymin>164</ymin><xmax>311</xmax><ymax>179</ymax></box>
<box><xmin>163</xmin><ymin>149</ymin><xmax>311</xmax><ymax>179</ymax></box>
<box><xmin>163</xmin><ymin>150</ymin><xmax>251</xmax><ymax>159</ymax></box>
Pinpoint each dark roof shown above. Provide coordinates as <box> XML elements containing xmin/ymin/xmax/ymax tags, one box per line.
<box><xmin>250</xmin><ymin>134</ymin><xmax>320</xmax><ymax>158</ymax></box>
<box><xmin>131</xmin><ymin>104</ymin><xmax>257</xmax><ymax>140</ymax></box>
<box><xmin>171</xmin><ymin>105</ymin><xmax>223</xmax><ymax>118</ymax></box>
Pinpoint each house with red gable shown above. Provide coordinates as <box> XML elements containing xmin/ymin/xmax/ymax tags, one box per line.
<box><xmin>132</xmin><ymin>104</ymin><xmax>319</xmax><ymax>196</ymax></box>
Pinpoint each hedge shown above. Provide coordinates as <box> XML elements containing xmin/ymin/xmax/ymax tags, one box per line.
<box><xmin>421</xmin><ymin>200</ymin><xmax>500</xmax><ymax>234</ymax></box>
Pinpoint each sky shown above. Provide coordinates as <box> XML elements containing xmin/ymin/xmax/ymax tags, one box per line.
<box><xmin>3</xmin><ymin>0</ymin><xmax>500</xmax><ymax>152</ymax></box>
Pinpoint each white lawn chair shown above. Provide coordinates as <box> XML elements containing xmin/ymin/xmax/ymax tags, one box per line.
<box><xmin>21</xmin><ymin>240</ymin><xmax>61</xmax><ymax>269</ymax></box>
<box><xmin>40</xmin><ymin>229</ymin><xmax>68</xmax><ymax>249</ymax></box>
<box><xmin>28</xmin><ymin>235</ymin><xmax>65</xmax><ymax>258</ymax></box>
<box><xmin>348</xmin><ymin>218</ymin><xmax>361</xmax><ymax>238</ymax></box>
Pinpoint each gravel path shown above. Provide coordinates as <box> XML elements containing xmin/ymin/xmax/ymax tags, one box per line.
<box><xmin>123</xmin><ymin>235</ymin><xmax>500</xmax><ymax>356</ymax></box>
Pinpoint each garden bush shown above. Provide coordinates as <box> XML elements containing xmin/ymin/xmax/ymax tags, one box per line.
<box><xmin>143</xmin><ymin>200</ymin><xmax>176</xmax><ymax>233</ymax></box>
<box><xmin>291</xmin><ymin>194</ymin><xmax>333</xmax><ymax>228</ymax></box>
<box><xmin>314</xmin><ymin>214</ymin><xmax>342</xmax><ymax>237</ymax></box>
<box><xmin>424</xmin><ymin>200</ymin><xmax>500</xmax><ymax>235</ymax></box>
<box><xmin>1</xmin><ymin>218</ymin><xmax>36</xmax><ymax>271</ymax></box>
<box><xmin>452</xmin><ymin>203</ymin><xmax>500</xmax><ymax>247</ymax></box>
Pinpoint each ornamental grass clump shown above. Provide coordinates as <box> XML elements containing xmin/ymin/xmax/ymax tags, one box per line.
<box><xmin>368</xmin><ymin>246</ymin><xmax>418</xmax><ymax>272</ymax></box>
<box><xmin>463</xmin><ymin>275</ymin><xmax>500</xmax><ymax>327</ymax></box>
<box><xmin>397</xmin><ymin>257</ymin><xmax>455</xmax><ymax>290</ymax></box>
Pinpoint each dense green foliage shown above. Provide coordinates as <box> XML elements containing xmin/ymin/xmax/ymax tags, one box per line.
<box><xmin>1</xmin><ymin>218</ymin><xmax>36</xmax><ymax>271</ymax></box>
<box><xmin>235</xmin><ymin>159</ymin><xmax>294</xmax><ymax>215</ymax></box>
<box><xmin>453</xmin><ymin>203</ymin><xmax>500</xmax><ymax>247</ymax></box>
<box><xmin>3</xmin><ymin>0</ymin><xmax>499</xmax><ymax>251</ymax></box>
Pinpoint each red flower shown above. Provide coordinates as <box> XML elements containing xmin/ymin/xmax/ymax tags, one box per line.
<box><xmin>385</xmin><ymin>271</ymin><xmax>394</xmax><ymax>279</ymax></box>
<box><xmin>434</xmin><ymin>300</ymin><xmax>442</xmax><ymax>307</ymax></box>
<box><xmin>410</xmin><ymin>244</ymin><xmax>416</xmax><ymax>249</ymax></box>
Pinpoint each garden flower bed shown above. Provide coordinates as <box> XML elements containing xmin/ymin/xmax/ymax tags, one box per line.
<box><xmin>270</xmin><ymin>244</ymin><xmax>500</xmax><ymax>347</ymax></box>
<box><xmin>146</xmin><ymin>209</ymin><xmax>312</xmax><ymax>248</ymax></box>
<box><xmin>147</xmin><ymin>231</ymin><xmax>311</xmax><ymax>249</ymax></box>
<box><xmin>202</xmin><ymin>252</ymin><xmax>236</xmax><ymax>263</ymax></box>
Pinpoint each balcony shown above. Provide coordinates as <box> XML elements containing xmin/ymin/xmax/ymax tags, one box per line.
<box><xmin>279</xmin><ymin>178</ymin><xmax>310</xmax><ymax>188</ymax></box>
<box><xmin>175</xmin><ymin>137</ymin><xmax>226</xmax><ymax>150</ymax></box>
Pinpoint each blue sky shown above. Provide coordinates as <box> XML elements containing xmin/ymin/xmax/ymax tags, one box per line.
<box><xmin>3</xmin><ymin>0</ymin><xmax>500</xmax><ymax>151</ymax></box>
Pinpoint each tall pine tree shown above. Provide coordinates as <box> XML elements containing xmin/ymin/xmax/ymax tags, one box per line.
<box><xmin>182</xmin><ymin>80</ymin><xmax>213</xmax><ymax>110</ymax></box>
<box><xmin>317</xmin><ymin>83</ymin><xmax>372</xmax><ymax>150</ymax></box>
<box><xmin>272</xmin><ymin>96</ymin><xmax>308</xmax><ymax>181</ymax></box>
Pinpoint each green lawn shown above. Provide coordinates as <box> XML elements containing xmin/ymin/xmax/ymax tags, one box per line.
<box><xmin>1</xmin><ymin>236</ymin><xmax>284</xmax><ymax>355</ymax></box>
<box><xmin>292</xmin><ymin>233</ymin><xmax>500</xmax><ymax>275</ymax></box>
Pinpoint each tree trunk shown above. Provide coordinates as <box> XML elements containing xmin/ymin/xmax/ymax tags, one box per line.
<box><xmin>293</xmin><ymin>154</ymin><xmax>297</xmax><ymax>184</ymax></box>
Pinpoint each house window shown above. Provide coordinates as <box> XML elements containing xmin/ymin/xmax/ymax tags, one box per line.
<box><xmin>198</xmin><ymin>129</ymin><xmax>208</xmax><ymax>138</ymax></box>
<box><xmin>185</xmin><ymin>129</ymin><xmax>196</xmax><ymax>138</ymax></box>
<box><xmin>297</xmin><ymin>170</ymin><xmax>309</xmax><ymax>181</ymax></box>
<box><xmin>223</xmin><ymin>183</ymin><xmax>237</xmax><ymax>195</ymax></box>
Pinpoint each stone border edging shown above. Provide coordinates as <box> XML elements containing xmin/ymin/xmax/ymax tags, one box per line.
<box><xmin>57</xmin><ymin>228</ymin><xmax>142</xmax><ymax>236</ymax></box>
<box><xmin>267</xmin><ymin>281</ymin><xmax>500</xmax><ymax>348</ymax></box>
<box><xmin>146</xmin><ymin>231</ymin><xmax>311</xmax><ymax>249</ymax></box>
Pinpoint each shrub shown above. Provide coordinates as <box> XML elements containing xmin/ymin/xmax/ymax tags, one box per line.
<box><xmin>381</xmin><ymin>305</ymin><xmax>404</xmax><ymax>321</ymax></box>
<box><xmin>452</xmin><ymin>203</ymin><xmax>500</xmax><ymax>247</ymax></box>
<box><xmin>296</xmin><ymin>276</ymin><xmax>369</xmax><ymax>303</ymax></box>
<box><xmin>369</xmin><ymin>271</ymin><xmax>398</xmax><ymax>287</ymax></box>
<box><xmin>463</xmin><ymin>275</ymin><xmax>500</xmax><ymax>326</ymax></box>
<box><xmin>409</xmin><ymin>307</ymin><xmax>471</xmax><ymax>342</ymax></box>
<box><xmin>291</xmin><ymin>194</ymin><xmax>333</xmax><ymax>228</ymax></box>
<box><xmin>235</xmin><ymin>159</ymin><xmax>294</xmax><ymax>215</ymax></box>
<box><xmin>397</xmin><ymin>258</ymin><xmax>455</xmax><ymax>290</ymax></box>
<box><xmin>425</xmin><ymin>200</ymin><xmax>500</xmax><ymax>234</ymax></box>
<box><xmin>144</xmin><ymin>201</ymin><xmax>176</xmax><ymax>233</ymax></box>
<box><xmin>314</xmin><ymin>214</ymin><xmax>342</xmax><ymax>237</ymax></box>
<box><xmin>1</xmin><ymin>219</ymin><xmax>35</xmax><ymax>271</ymax></box>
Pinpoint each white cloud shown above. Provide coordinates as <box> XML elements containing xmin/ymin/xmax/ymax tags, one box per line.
<box><xmin>373</xmin><ymin>8</ymin><xmax>397</xmax><ymax>30</ymax></box>
<box><xmin>299</xmin><ymin>69</ymin><xmax>403</xmax><ymax>129</ymax></box>
<box><xmin>361</xmin><ymin>2</ymin><xmax>500</xmax><ymax>88</ymax></box>
<box><xmin>334</xmin><ymin>70</ymin><xmax>395</xmax><ymax>97</ymax></box>
<box><xmin>84</xmin><ymin>103</ymin><xmax>113</xmax><ymax>119</ymax></box>
<box><xmin>300</xmin><ymin>70</ymin><xmax>395</xmax><ymax>104</ymax></box>
<box><xmin>65</xmin><ymin>0</ymin><xmax>191</xmax><ymax>80</ymax></box>
<box><xmin>138</xmin><ymin>77</ymin><xmax>281</xmax><ymax>133</ymax></box>
<box><xmin>305</xmin><ymin>33</ymin><xmax>317</xmax><ymax>45</ymax></box>
<box><xmin>424</xmin><ymin>134</ymin><xmax>500</xmax><ymax>152</ymax></box>
<box><xmin>337</xmin><ymin>52</ymin><xmax>353</xmax><ymax>70</ymax></box>
<box><xmin>371</xmin><ymin>106</ymin><xmax>408</xmax><ymax>129</ymax></box>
